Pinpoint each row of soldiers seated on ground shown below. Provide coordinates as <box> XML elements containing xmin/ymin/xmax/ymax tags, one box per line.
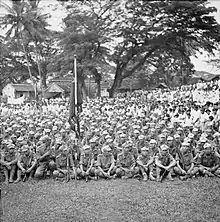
<box><xmin>1</xmin><ymin>127</ymin><xmax>220</xmax><ymax>184</ymax></box>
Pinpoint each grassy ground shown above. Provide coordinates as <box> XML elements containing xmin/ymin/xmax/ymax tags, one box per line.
<box><xmin>1</xmin><ymin>177</ymin><xmax>220</xmax><ymax>222</ymax></box>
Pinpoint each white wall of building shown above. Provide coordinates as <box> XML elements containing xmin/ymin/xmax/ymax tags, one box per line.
<box><xmin>2</xmin><ymin>84</ymin><xmax>15</xmax><ymax>98</ymax></box>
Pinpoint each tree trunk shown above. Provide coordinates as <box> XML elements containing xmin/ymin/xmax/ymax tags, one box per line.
<box><xmin>81</xmin><ymin>78</ymin><xmax>88</xmax><ymax>99</ymax></box>
<box><xmin>20</xmin><ymin>34</ymin><xmax>37</xmax><ymax>102</ymax></box>
<box><xmin>109</xmin><ymin>68</ymin><xmax>123</xmax><ymax>98</ymax></box>
<box><xmin>96</xmin><ymin>79</ymin><xmax>101</xmax><ymax>97</ymax></box>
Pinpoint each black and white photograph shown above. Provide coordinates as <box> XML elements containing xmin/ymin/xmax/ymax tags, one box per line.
<box><xmin>0</xmin><ymin>0</ymin><xmax>220</xmax><ymax>221</ymax></box>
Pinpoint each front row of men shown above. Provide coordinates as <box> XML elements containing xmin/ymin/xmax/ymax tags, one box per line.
<box><xmin>1</xmin><ymin>136</ymin><xmax>220</xmax><ymax>184</ymax></box>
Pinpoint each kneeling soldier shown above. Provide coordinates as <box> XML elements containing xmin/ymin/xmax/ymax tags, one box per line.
<box><xmin>136</xmin><ymin>146</ymin><xmax>155</xmax><ymax>181</ymax></box>
<box><xmin>94</xmin><ymin>145</ymin><xmax>116</xmax><ymax>180</ymax></box>
<box><xmin>115</xmin><ymin>143</ymin><xmax>139</xmax><ymax>179</ymax></box>
<box><xmin>15</xmin><ymin>145</ymin><xmax>37</xmax><ymax>183</ymax></box>
<box><xmin>198</xmin><ymin>143</ymin><xmax>220</xmax><ymax>177</ymax></box>
<box><xmin>155</xmin><ymin>144</ymin><xmax>176</xmax><ymax>182</ymax></box>
<box><xmin>0</xmin><ymin>143</ymin><xmax>18</xmax><ymax>184</ymax></box>
<box><xmin>77</xmin><ymin>145</ymin><xmax>95</xmax><ymax>181</ymax></box>
<box><xmin>174</xmin><ymin>142</ymin><xmax>199</xmax><ymax>180</ymax></box>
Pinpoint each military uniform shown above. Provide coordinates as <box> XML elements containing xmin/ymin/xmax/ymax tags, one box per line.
<box><xmin>155</xmin><ymin>145</ymin><xmax>176</xmax><ymax>182</ymax></box>
<box><xmin>53</xmin><ymin>149</ymin><xmax>74</xmax><ymax>179</ymax></box>
<box><xmin>77</xmin><ymin>146</ymin><xmax>95</xmax><ymax>179</ymax></box>
<box><xmin>174</xmin><ymin>142</ymin><xmax>199</xmax><ymax>180</ymax></box>
<box><xmin>94</xmin><ymin>145</ymin><xmax>116</xmax><ymax>178</ymax></box>
<box><xmin>34</xmin><ymin>136</ymin><xmax>56</xmax><ymax>179</ymax></box>
<box><xmin>116</xmin><ymin>150</ymin><xmax>139</xmax><ymax>178</ymax></box>
<box><xmin>15</xmin><ymin>146</ymin><xmax>37</xmax><ymax>183</ymax></box>
<box><xmin>197</xmin><ymin>144</ymin><xmax>220</xmax><ymax>177</ymax></box>
<box><xmin>0</xmin><ymin>144</ymin><xmax>18</xmax><ymax>183</ymax></box>
<box><xmin>136</xmin><ymin>147</ymin><xmax>155</xmax><ymax>181</ymax></box>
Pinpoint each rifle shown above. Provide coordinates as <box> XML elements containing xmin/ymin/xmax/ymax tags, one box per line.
<box><xmin>160</xmin><ymin>169</ymin><xmax>168</xmax><ymax>182</ymax></box>
<box><xmin>65</xmin><ymin>152</ymin><xmax>70</xmax><ymax>183</ymax></box>
<box><xmin>22</xmin><ymin>173</ymin><xmax>27</xmax><ymax>182</ymax></box>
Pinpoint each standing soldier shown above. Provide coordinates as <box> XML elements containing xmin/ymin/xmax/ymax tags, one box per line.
<box><xmin>94</xmin><ymin>145</ymin><xmax>116</xmax><ymax>180</ymax></box>
<box><xmin>115</xmin><ymin>143</ymin><xmax>139</xmax><ymax>179</ymax></box>
<box><xmin>34</xmin><ymin>136</ymin><xmax>56</xmax><ymax>179</ymax></box>
<box><xmin>155</xmin><ymin>144</ymin><xmax>176</xmax><ymax>182</ymax></box>
<box><xmin>0</xmin><ymin>143</ymin><xmax>18</xmax><ymax>184</ymax></box>
<box><xmin>77</xmin><ymin>145</ymin><xmax>95</xmax><ymax>181</ymax></box>
<box><xmin>15</xmin><ymin>145</ymin><xmax>38</xmax><ymax>183</ymax></box>
<box><xmin>136</xmin><ymin>146</ymin><xmax>155</xmax><ymax>181</ymax></box>
<box><xmin>174</xmin><ymin>142</ymin><xmax>199</xmax><ymax>180</ymax></box>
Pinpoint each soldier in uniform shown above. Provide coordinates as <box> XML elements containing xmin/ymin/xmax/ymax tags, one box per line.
<box><xmin>94</xmin><ymin>145</ymin><xmax>116</xmax><ymax>180</ymax></box>
<box><xmin>15</xmin><ymin>145</ymin><xmax>38</xmax><ymax>183</ymax></box>
<box><xmin>0</xmin><ymin>143</ymin><xmax>18</xmax><ymax>184</ymax></box>
<box><xmin>53</xmin><ymin>146</ymin><xmax>75</xmax><ymax>180</ymax></box>
<box><xmin>155</xmin><ymin>144</ymin><xmax>176</xmax><ymax>182</ymax></box>
<box><xmin>166</xmin><ymin>136</ymin><xmax>176</xmax><ymax>158</ymax></box>
<box><xmin>115</xmin><ymin>143</ymin><xmax>139</xmax><ymax>179</ymax></box>
<box><xmin>136</xmin><ymin>146</ymin><xmax>155</xmax><ymax>181</ymax></box>
<box><xmin>197</xmin><ymin>143</ymin><xmax>220</xmax><ymax>177</ymax></box>
<box><xmin>89</xmin><ymin>137</ymin><xmax>100</xmax><ymax>161</ymax></box>
<box><xmin>149</xmin><ymin>139</ymin><xmax>158</xmax><ymax>156</ymax></box>
<box><xmin>174</xmin><ymin>142</ymin><xmax>199</xmax><ymax>180</ymax></box>
<box><xmin>34</xmin><ymin>135</ymin><xmax>56</xmax><ymax>179</ymax></box>
<box><xmin>77</xmin><ymin>145</ymin><xmax>95</xmax><ymax>181</ymax></box>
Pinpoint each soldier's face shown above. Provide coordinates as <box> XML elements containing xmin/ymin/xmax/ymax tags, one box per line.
<box><xmin>160</xmin><ymin>150</ymin><xmax>168</xmax><ymax>155</ymax></box>
<box><xmin>90</xmin><ymin>142</ymin><xmax>96</xmax><ymax>148</ymax></box>
<box><xmin>11</xmin><ymin>138</ymin><xmax>16</xmax><ymax>142</ymax></box>
<box><xmin>167</xmin><ymin>141</ymin><xmax>173</xmax><ymax>145</ymax></box>
<box><xmin>24</xmin><ymin>150</ymin><xmax>30</xmax><ymax>156</ymax></box>
<box><xmin>103</xmin><ymin>150</ymin><xmax>111</xmax><ymax>156</ymax></box>
<box><xmin>84</xmin><ymin>149</ymin><xmax>91</xmax><ymax>155</ymax></box>
<box><xmin>142</xmin><ymin>150</ymin><xmax>148</xmax><ymax>156</ymax></box>
<box><xmin>63</xmin><ymin>150</ymin><xmax>68</xmax><ymax>155</ymax></box>
<box><xmin>9</xmin><ymin>148</ymin><xmax>14</xmax><ymax>153</ymax></box>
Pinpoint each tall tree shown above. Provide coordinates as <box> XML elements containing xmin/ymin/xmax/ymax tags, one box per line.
<box><xmin>107</xmin><ymin>0</ymin><xmax>220</xmax><ymax>97</ymax></box>
<box><xmin>0</xmin><ymin>0</ymin><xmax>51</xmax><ymax>95</ymax></box>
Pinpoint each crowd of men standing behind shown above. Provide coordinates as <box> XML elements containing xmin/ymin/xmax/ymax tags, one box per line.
<box><xmin>1</xmin><ymin>82</ymin><xmax>220</xmax><ymax>184</ymax></box>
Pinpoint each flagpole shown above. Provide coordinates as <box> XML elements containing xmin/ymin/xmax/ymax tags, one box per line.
<box><xmin>74</xmin><ymin>54</ymin><xmax>80</xmax><ymax>139</ymax></box>
<box><xmin>74</xmin><ymin>54</ymin><xmax>77</xmax><ymax>114</ymax></box>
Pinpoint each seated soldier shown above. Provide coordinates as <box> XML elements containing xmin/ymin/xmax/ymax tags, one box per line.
<box><xmin>77</xmin><ymin>145</ymin><xmax>95</xmax><ymax>181</ymax></box>
<box><xmin>115</xmin><ymin>142</ymin><xmax>139</xmax><ymax>179</ymax></box>
<box><xmin>155</xmin><ymin>144</ymin><xmax>176</xmax><ymax>182</ymax></box>
<box><xmin>0</xmin><ymin>143</ymin><xmax>18</xmax><ymax>184</ymax></box>
<box><xmin>94</xmin><ymin>145</ymin><xmax>116</xmax><ymax>180</ymax></box>
<box><xmin>174</xmin><ymin>142</ymin><xmax>199</xmax><ymax>180</ymax></box>
<box><xmin>15</xmin><ymin>145</ymin><xmax>38</xmax><ymax>183</ymax></box>
<box><xmin>34</xmin><ymin>136</ymin><xmax>56</xmax><ymax>179</ymax></box>
<box><xmin>53</xmin><ymin>146</ymin><xmax>75</xmax><ymax>181</ymax></box>
<box><xmin>136</xmin><ymin>146</ymin><xmax>155</xmax><ymax>181</ymax></box>
<box><xmin>89</xmin><ymin>137</ymin><xmax>100</xmax><ymax>161</ymax></box>
<box><xmin>197</xmin><ymin>143</ymin><xmax>220</xmax><ymax>177</ymax></box>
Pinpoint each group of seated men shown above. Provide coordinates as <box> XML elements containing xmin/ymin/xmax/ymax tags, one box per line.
<box><xmin>1</xmin><ymin>125</ymin><xmax>220</xmax><ymax>184</ymax></box>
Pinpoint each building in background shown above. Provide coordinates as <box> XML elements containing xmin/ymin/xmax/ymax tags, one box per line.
<box><xmin>2</xmin><ymin>83</ymin><xmax>35</xmax><ymax>100</ymax></box>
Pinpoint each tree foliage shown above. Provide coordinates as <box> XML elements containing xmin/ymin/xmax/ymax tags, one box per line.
<box><xmin>1</xmin><ymin>0</ymin><xmax>220</xmax><ymax>98</ymax></box>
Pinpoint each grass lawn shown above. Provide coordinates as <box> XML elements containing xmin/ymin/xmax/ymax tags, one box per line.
<box><xmin>1</xmin><ymin>177</ymin><xmax>220</xmax><ymax>222</ymax></box>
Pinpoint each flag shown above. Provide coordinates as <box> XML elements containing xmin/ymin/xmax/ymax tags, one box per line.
<box><xmin>69</xmin><ymin>79</ymin><xmax>83</xmax><ymax>138</ymax></box>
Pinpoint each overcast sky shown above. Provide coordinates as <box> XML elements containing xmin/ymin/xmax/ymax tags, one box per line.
<box><xmin>1</xmin><ymin>0</ymin><xmax>220</xmax><ymax>74</ymax></box>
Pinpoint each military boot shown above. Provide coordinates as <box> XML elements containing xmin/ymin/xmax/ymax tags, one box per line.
<box><xmin>143</xmin><ymin>173</ymin><xmax>148</xmax><ymax>181</ymax></box>
<box><xmin>14</xmin><ymin>170</ymin><xmax>22</xmax><ymax>184</ymax></box>
<box><xmin>156</xmin><ymin>168</ymin><xmax>161</xmax><ymax>182</ymax></box>
<box><xmin>167</xmin><ymin>171</ymin><xmax>174</xmax><ymax>181</ymax></box>
<box><xmin>149</xmin><ymin>172</ymin><xmax>156</xmax><ymax>181</ymax></box>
